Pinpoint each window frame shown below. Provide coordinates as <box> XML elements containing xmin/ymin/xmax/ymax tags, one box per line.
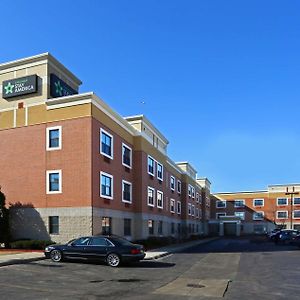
<box><xmin>234</xmin><ymin>211</ymin><xmax>245</xmax><ymax>220</ymax></box>
<box><xmin>100</xmin><ymin>171</ymin><xmax>113</xmax><ymax>200</ymax></box>
<box><xmin>277</xmin><ymin>197</ymin><xmax>288</xmax><ymax>206</ymax></box>
<box><xmin>191</xmin><ymin>205</ymin><xmax>195</xmax><ymax>216</ymax></box>
<box><xmin>234</xmin><ymin>199</ymin><xmax>245</xmax><ymax>208</ymax></box>
<box><xmin>191</xmin><ymin>186</ymin><xmax>195</xmax><ymax>198</ymax></box>
<box><xmin>122</xmin><ymin>180</ymin><xmax>132</xmax><ymax>204</ymax></box>
<box><xmin>177</xmin><ymin>180</ymin><xmax>181</xmax><ymax>194</ymax></box>
<box><xmin>293</xmin><ymin>198</ymin><xmax>300</xmax><ymax>205</ymax></box>
<box><xmin>188</xmin><ymin>203</ymin><xmax>192</xmax><ymax>215</ymax></box>
<box><xmin>147</xmin><ymin>155</ymin><xmax>155</xmax><ymax>176</ymax></box>
<box><xmin>177</xmin><ymin>201</ymin><xmax>181</xmax><ymax>215</ymax></box>
<box><xmin>216</xmin><ymin>212</ymin><xmax>226</xmax><ymax>219</ymax></box>
<box><xmin>124</xmin><ymin>218</ymin><xmax>131</xmax><ymax>236</ymax></box>
<box><xmin>188</xmin><ymin>185</ymin><xmax>192</xmax><ymax>197</ymax></box>
<box><xmin>276</xmin><ymin>211</ymin><xmax>288</xmax><ymax>219</ymax></box>
<box><xmin>100</xmin><ymin>128</ymin><xmax>114</xmax><ymax>159</ymax></box>
<box><xmin>46</xmin><ymin>126</ymin><xmax>62</xmax><ymax>151</ymax></box>
<box><xmin>253</xmin><ymin>211</ymin><xmax>264</xmax><ymax>221</ymax></box>
<box><xmin>157</xmin><ymin>162</ymin><xmax>163</xmax><ymax>181</ymax></box>
<box><xmin>253</xmin><ymin>198</ymin><xmax>264</xmax><ymax>207</ymax></box>
<box><xmin>216</xmin><ymin>200</ymin><xmax>226</xmax><ymax>208</ymax></box>
<box><xmin>147</xmin><ymin>186</ymin><xmax>155</xmax><ymax>207</ymax></box>
<box><xmin>157</xmin><ymin>190</ymin><xmax>164</xmax><ymax>209</ymax></box>
<box><xmin>293</xmin><ymin>210</ymin><xmax>300</xmax><ymax>219</ymax></box>
<box><xmin>122</xmin><ymin>143</ymin><xmax>132</xmax><ymax>168</ymax></box>
<box><xmin>49</xmin><ymin>216</ymin><xmax>59</xmax><ymax>234</ymax></box>
<box><xmin>170</xmin><ymin>176</ymin><xmax>175</xmax><ymax>191</ymax></box>
<box><xmin>170</xmin><ymin>198</ymin><xmax>175</xmax><ymax>213</ymax></box>
<box><xmin>46</xmin><ymin>170</ymin><xmax>62</xmax><ymax>194</ymax></box>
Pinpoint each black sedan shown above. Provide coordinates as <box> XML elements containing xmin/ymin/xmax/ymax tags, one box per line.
<box><xmin>44</xmin><ymin>236</ymin><xmax>145</xmax><ymax>267</ymax></box>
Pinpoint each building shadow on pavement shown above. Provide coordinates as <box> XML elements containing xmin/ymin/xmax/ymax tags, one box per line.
<box><xmin>178</xmin><ymin>236</ymin><xmax>300</xmax><ymax>254</ymax></box>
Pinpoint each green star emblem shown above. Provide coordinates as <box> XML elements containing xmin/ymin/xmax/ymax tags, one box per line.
<box><xmin>4</xmin><ymin>82</ymin><xmax>14</xmax><ymax>94</ymax></box>
<box><xmin>54</xmin><ymin>81</ymin><xmax>63</xmax><ymax>96</ymax></box>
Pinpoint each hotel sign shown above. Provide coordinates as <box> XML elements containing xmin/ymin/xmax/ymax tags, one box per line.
<box><xmin>2</xmin><ymin>75</ymin><xmax>37</xmax><ymax>99</ymax></box>
<box><xmin>50</xmin><ymin>74</ymin><xmax>77</xmax><ymax>98</ymax></box>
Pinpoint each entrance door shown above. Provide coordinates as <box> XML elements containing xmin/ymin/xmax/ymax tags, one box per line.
<box><xmin>224</xmin><ymin>222</ymin><xmax>237</xmax><ymax>235</ymax></box>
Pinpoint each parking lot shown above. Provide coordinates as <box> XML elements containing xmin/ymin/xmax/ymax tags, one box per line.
<box><xmin>1</xmin><ymin>237</ymin><xmax>300</xmax><ymax>299</ymax></box>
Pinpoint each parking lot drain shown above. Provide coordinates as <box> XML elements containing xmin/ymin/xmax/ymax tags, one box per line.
<box><xmin>186</xmin><ymin>283</ymin><xmax>205</xmax><ymax>288</ymax></box>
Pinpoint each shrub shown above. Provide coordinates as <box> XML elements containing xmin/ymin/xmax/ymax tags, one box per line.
<box><xmin>10</xmin><ymin>240</ymin><xmax>54</xmax><ymax>250</ymax></box>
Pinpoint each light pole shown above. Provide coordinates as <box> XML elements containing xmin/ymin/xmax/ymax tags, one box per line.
<box><xmin>285</xmin><ymin>186</ymin><xmax>299</xmax><ymax>230</ymax></box>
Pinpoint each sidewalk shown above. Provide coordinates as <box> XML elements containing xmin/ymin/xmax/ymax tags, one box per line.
<box><xmin>0</xmin><ymin>251</ymin><xmax>45</xmax><ymax>267</ymax></box>
<box><xmin>0</xmin><ymin>237</ymin><xmax>218</xmax><ymax>266</ymax></box>
<box><xmin>144</xmin><ymin>237</ymin><xmax>218</xmax><ymax>260</ymax></box>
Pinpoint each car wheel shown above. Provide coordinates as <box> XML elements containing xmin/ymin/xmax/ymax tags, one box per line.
<box><xmin>50</xmin><ymin>250</ymin><xmax>63</xmax><ymax>262</ymax></box>
<box><xmin>106</xmin><ymin>253</ymin><xmax>120</xmax><ymax>267</ymax></box>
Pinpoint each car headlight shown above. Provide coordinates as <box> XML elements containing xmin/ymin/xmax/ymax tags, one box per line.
<box><xmin>45</xmin><ymin>246</ymin><xmax>55</xmax><ymax>252</ymax></box>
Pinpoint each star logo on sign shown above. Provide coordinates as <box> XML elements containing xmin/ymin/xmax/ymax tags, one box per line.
<box><xmin>4</xmin><ymin>82</ymin><xmax>14</xmax><ymax>94</ymax></box>
<box><xmin>54</xmin><ymin>81</ymin><xmax>63</xmax><ymax>96</ymax></box>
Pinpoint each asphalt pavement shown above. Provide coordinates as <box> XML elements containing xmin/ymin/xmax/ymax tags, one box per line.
<box><xmin>1</xmin><ymin>237</ymin><xmax>300</xmax><ymax>300</ymax></box>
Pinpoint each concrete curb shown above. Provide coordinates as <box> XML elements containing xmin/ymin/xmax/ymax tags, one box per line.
<box><xmin>144</xmin><ymin>237</ymin><xmax>219</xmax><ymax>260</ymax></box>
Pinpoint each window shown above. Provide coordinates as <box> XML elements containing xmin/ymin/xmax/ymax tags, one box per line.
<box><xmin>124</xmin><ymin>219</ymin><xmax>131</xmax><ymax>236</ymax></box>
<box><xmin>188</xmin><ymin>185</ymin><xmax>192</xmax><ymax>197</ymax></box>
<box><xmin>277</xmin><ymin>211</ymin><xmax>288</xmax><ymax>219</ymax></box>
<box><xmin>216</xmin><ymin>212</ymin><xmax>226</xmax><ymax>219</ymax></box>
<box><xmin>102</xmin><ymin>217</ymin><xmax>112</xmax><ymax>235</ymax></box>
<box><xmin>170</xmin><ymin>199</ymin><xmax>175</xmax><ymax>213</ymax></box>
<box><xmin>170</xmin><ymin>176</ymin><xmax>175</xmax><ymax>191</ymax></box>
<box><xmin>294</xmin><ymin>224</ymin><xmax>300</xmax><ymax>230</ymax></box>
<box><xmin>196</xmin><ymin>193</ymin><xmax>200</xmax><ymax>203</ymax></box>
<box><xmin>253</xmin><ymin>199</ymin><xmax>264</xmax><ymax>207</ymax></box>
<box><xmin>157</xmin><ymin>163</ymin><xmax>163</xmax><ymax>181</ymax></box>
<box><xmin>188</xmin><ymin>203</ymin><xmax>192</xmax><ymax>215</ymax></box>
<box><xmin>90</xmin><ymin>237</ymin><xmax>109</xmax><ymax>246</ymax></box>
<box><xmin>148</xmin><ymin>187</ymin><xmax>155</xmax><ymax>207</ymax></box>
<box><xmin>294</xmin><ymin>198</ymin><xmax>300</xmax><ymax>205</ymax></box>
<box><xmin>46</xmin><ymin>170</ymin><xmax>62</xmax><ymax>194</ymax></box>
<box><xmin>277</xmin><ymin>198</ymin><xmax>288</xmax><ymax>206</ymax></box>
<box><xmin>171</xmin><ymin>222</ymin><xmax>175</xmax><ymax>234</ymax></box>
<box><xmin>122</xmin><ymin>180</ymin><xmax>132</xmax><ymax>203</ymax></box>
<box><xmin>253</xmin><ymin>225</ymin><xmax>264</xmax><ymax>234</ymax></box>
<box><xmin>177</xmin><ymin>180</ymin><xmax>181</xmax><ymax>194</ymax></box>
<box><xmin>147</xmin><ymin>156</ymin><xmax>155</xmax><ymax>175</ymax></box>
<box><xmin>234</xmin><ymin>212</ymin><xmax>245</xmax><ymax>220</ymax></box>
<box><xmin>177</xmin><ymin>201</ymin><xmax>181</xmax><ymax>214</ymax></box>
<box><xmin>196</xmin><ymin>208</ymin><xmax>199</xmax><ymax>218</ymax></box>
<box><xmin>157</xmin><ymin>191</ymin><xmax>163</xmax><ymax>209</ymax></box>
<box><xmin>234</xmin><ymin>199</ymin><xmax>245</xmax><ymax>208</ymax></box>
<box><xmin>148</xmin><ymin>220</ymin><xmax>154</xmax><ymax>235</ymax></box>
<box><xmin>293</xmin><ymin>210</ymin><xmax>300</xmax><ymax>219</ymax></box>
<box><xmin>191</xmin><ymin>205</ymin><xmax>195</xmax><ymax>216</ymax></box>
<box><xmin>177</xmin><ymin>223</ymin><xmax>181</xmax><ymax>234</ymax></box>
<box><xmin>191</xmin><ymin>186</ymin><xmax>195</xmax><ymax>198</ymax></box>
<box><xmin>73</xmin><ymin>237</ymin><xmax>90</xmax><ymax>246</ymax></box>
<box><xmin>158</xmin><ymin>221</ymin><xmax>163</xmax><ymax>235</ymax></box>
<box><xmin>100</xmin><ymin>129</ymin><xmax>113</xmax><ymax>159</ymax></box>
<box><xmin>216</xmin><ymin>200</ymin><xmax>226</xmax><ymax>208</ymax></box>
<box><xmin>49</xmin><ymin>216</ymin><xmax>59</xmax><ymax>234</ymax></box>
<box><xmin>253</xmin><ymin>212</ymin><xmax>264</xmax><ymax>220</ymax></box>
<box><xmin>100</xmin><ymin>172</ymin><xmax>113</xmax><ymax>199</ymax></box>
<box><xmin>46</xmin><ymin>126</ymin><xmax>62</xmax><ymax>150</ymax></box>
<box><xmin>122</xmin><ymin>143</ymin><xmax>132</xmax><ymax>168</ymax></box>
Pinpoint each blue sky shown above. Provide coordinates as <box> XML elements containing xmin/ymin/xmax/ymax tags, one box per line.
<box><xmin>1</xmin><ymin>0</ymin><xmax>299</xmax><ymax>192</ymax></box>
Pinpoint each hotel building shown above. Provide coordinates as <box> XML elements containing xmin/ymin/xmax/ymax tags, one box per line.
<box><xmin>210</xmin><ymin>184</ymin><xmax>300</xmax><ymax>236</ymax></box>
<box><xmin>0</xmin><ymin>53</ymin><xmax>210</xmax><ymax>243</ymax></box>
